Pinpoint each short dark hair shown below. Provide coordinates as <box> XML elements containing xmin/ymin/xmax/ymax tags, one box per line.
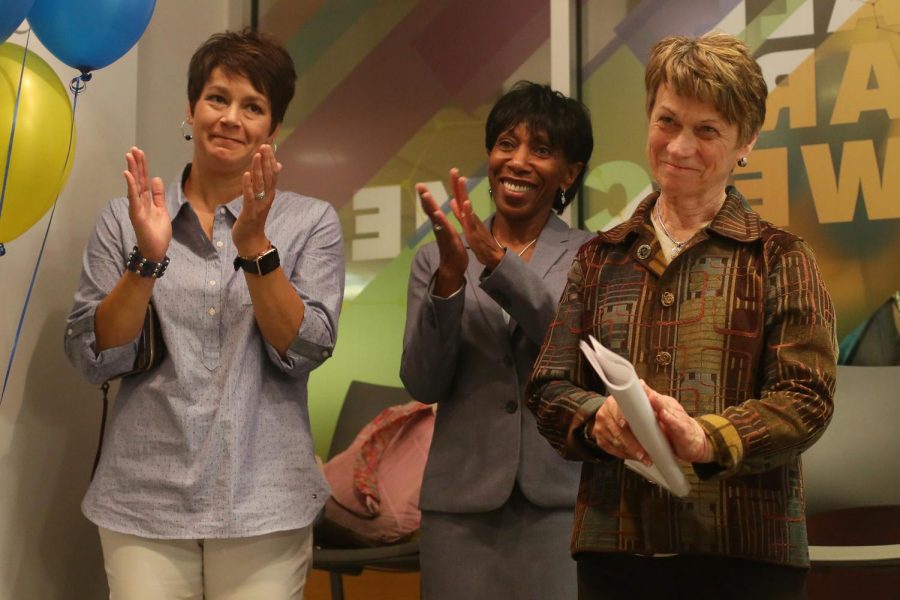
<box><xmin>484</xmin><ymin>81</ymin><xmax>593</xmax><ymax>213</ymax></box>
<box><xmin>187</xmin><ymin>28</ymin><xmax>296</xmax><ymax>134</ymax></box>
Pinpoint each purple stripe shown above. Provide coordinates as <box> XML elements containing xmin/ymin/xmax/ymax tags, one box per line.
<box><xmin>277</xmin><ymin>0</ymin><xmax>547</xmax><ymax>209</ymax></box>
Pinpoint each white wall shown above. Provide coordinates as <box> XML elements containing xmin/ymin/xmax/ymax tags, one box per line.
<box><xmin>0</xmin><ymin>2</ymin><xmax>243</xmax><ymax>597</ymax></box>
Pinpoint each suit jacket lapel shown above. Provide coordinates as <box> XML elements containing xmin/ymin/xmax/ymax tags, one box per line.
<box><xmin>528</xmin><ymin>213</ymin><xmax>569</xmax><ymax>280</ymax></box>
<box><xmin>463</xmin><ymin>219</ymin><xmax>511</xmax><ymax>345</ymax></box>
<box><xmin>506</xmin><ymin>214</ymin><xmax>569</xmax><ymax>336</ymax></box>
<box><xmin>464</xmin><ymin>214</ymin><xmax>573</xmax><ymax>339</ymax></box>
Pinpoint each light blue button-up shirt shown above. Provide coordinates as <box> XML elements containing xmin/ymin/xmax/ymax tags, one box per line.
<box><xmin>65</xmin><ymin>165</ymin><xmax>344</xmax><ymax>539</ymax></box>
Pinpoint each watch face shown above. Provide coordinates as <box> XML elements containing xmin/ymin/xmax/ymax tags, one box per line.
<box><xmin>235</xmin><ymin>246</ymin><xmax>279</xmax><ymax>275</ymax></box>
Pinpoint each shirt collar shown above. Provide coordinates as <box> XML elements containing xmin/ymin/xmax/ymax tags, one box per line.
<box><xmin>168</xmin><ymin>163</ymin><xmax>246</xmax><ymax>220</ymax></box>
<box><xmin>596</xmin><ymin>185</ymin><xmax>762</xmax><ymax>245</ymax></box>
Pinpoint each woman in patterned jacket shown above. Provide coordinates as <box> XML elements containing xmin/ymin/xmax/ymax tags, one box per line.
<box><xmin>528</xmin><ymin>33</ymin><xmax>836</xmax><ymax>599</ymax></box>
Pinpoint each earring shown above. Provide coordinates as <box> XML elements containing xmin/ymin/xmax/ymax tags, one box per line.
<box><xmin>180</xmin><ymin>120</ymin><xmax>193</xmax><ymax>141</ymax></box>
<box><xmin>488</xmin><ymin>187</ymin><xmax>493</xmax><ymax>199</ymax></box>
<box><xmin>737</xmin><ymin>156</ymin><xmax>748</xmax><ymax>168</ymax></box>
<box><xmin>559</xmin><ymin>187</ymin><xmax>567</xmax><ymax>204</ymax></box>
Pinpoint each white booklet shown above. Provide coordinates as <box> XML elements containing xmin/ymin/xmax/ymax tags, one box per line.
<box><xmin>579</xmin><ymin>335</ymin><xmax>691</xmax><ymax>497</ymax></box>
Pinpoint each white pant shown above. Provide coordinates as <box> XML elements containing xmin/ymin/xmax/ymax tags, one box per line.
<box><xmin>98</xmin><ymin>526</ymin><xmax>313</xmax><ymax>600</ymax></box>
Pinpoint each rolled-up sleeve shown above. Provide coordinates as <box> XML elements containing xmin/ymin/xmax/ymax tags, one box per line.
<box><xmin>64</xmin><ymin>198</ymin><xmax>141</xmax><ymax>385</ymax></box>
<box><xmin>265</xmin><ymin>202</ymin><xmax>344</xmax><ymax>376</ymax></box>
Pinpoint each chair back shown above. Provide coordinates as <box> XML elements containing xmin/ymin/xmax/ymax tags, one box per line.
<box><xmin>802</xmin><ymin>364</ymin><xmax>900</xmax><ymax>600</ymax></box>
<box><xmin>328</xmin><ymin>381</ymin><xmax>414</xmax><ymax>459</ymax></box>
<box><xmin>802</xmin><ymin>365</ymin><xmax>900</xmax><ymax>515</ymax></box>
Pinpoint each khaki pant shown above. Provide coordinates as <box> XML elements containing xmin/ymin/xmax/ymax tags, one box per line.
<box><xmin>98</xmin><ymin>526</ymin><xmax>312</xmax><ymax>600</ymax></box>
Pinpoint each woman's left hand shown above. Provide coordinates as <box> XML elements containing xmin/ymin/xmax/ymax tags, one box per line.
<box><xmin>642</xmin><ymin>381</ymin><xmax>715</xmax><ymax>463</ymax></box>
<box><xmin>447</xmin><ymin>168</ymin><xmax>505</xmax><ymax>270</ymax></box>
<box><xmin>233</xmin><ymin>144</ymin><xmax>282</xmax><ymax>256</ymax></box>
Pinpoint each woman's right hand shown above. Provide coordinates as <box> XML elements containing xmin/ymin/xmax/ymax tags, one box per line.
<box><xmin>587</xmin><ymin>395</ymin><xmax>652</xmax><ymax>466</ymax></box>
<box><xmin>415</xmin><ymin>178</ymin><xmax>466</xmax><ymax>298</ymax></box>
<box><xmin>123</xmin><ymin>147</ymin><xmax>171</xmax><ymax>262</ymax></box>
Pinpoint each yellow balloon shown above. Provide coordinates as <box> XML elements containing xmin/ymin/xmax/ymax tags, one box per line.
<box><xmin>0</xmin><ymin>42</ymin><xmax>75</xmax><ymax>243</ymax></box>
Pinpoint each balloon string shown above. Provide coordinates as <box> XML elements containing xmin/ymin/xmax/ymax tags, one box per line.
<box><xmin>70</xmin><ymin>71</ymin><xmax>92</xmax><ymax>95</ymax></box>
<box><xmin>0</xmin><ymin>66</ymin><xmax>85</xmax><ymax>406</ymax></box>
<box><xmin>0</xmin><ymin>28</ymin><xmax>32</xmax><ymax>258</ymax></box>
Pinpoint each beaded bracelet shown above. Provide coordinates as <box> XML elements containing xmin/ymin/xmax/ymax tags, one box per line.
<box><xmin>125</xmin><ymin>246</ymin><xmax>170</xmax><ymax>278</ymax></box>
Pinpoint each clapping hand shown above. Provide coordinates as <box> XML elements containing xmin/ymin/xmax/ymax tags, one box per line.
<box><xmin>123</xmin><ymin>147</ymin><xmax>171</xmax><ymax>262</ymax></box>
<box><xmin>233</xmin><ymin>144</ymin><xmax>281</xmax><ymax>257</ymax></box>
<box><xmin>445</xmin><ymin>168</ymin><xmax>504</xmax><ymax>270</ymax></box>
<box><xmin>416</xmin><ymin>168</ymin><xmax>506</xmax><ymax>297</ymax></box>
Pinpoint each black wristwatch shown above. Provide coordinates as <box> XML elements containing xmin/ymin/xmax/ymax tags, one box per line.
<box><xmin>233</xmin><ymin>245</ymin><xmax>280</xmax><ymax>275</ymax></box>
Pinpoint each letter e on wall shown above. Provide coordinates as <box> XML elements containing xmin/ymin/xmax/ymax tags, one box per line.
<box><xmin>352</xmin><ymin>185</ymin><xmax>401</xmax><ymax>260</ymax></box>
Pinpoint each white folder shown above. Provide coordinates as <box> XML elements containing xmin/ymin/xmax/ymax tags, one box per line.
<box><xmin>579</xmin><ymin>335</ymin><xmax>691</xmax><ymax>498</ymax></box>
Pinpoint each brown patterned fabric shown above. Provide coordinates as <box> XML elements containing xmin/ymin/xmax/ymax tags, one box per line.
<box><xmin>526</xmin><ymin>187</ymin><xmax>837</xmax><ymax>568</ymax></box>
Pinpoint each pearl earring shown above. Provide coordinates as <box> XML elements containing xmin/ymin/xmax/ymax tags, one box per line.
<box><xmin>180</xmin><ymin>120</ymin><xmax>193</xmax><ymax>141</ymax></box>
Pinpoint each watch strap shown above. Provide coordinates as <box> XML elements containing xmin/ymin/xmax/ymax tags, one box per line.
<box><xmin>233</xmin><ymin>245</ymin><xmax>280</xmax><ymax>275</ymax></box>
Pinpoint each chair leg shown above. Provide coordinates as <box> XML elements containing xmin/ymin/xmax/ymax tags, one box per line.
<box><xmin>328</xmin><ymin>571</ymin><xmax>345</xmax><ymax>600</ymax></box>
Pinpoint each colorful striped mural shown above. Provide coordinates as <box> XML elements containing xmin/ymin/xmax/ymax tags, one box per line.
<box><xmin>260</xmin><ymin>0</ymin><xmax>899</xmax><ymax>452</ymax></box>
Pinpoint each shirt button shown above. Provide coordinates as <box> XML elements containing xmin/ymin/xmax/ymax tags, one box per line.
<box><xmin>505</xmin><ymin>400</ymin><xmax>518</xmax><ymax>414</ymax></box>
<box><xmin>216</xmin><ymin>240</ymin><xmax>224</xmax><ymax>248</ymax></box>
<box><xmin>637</xmin><ymin>244</ymin><xmax>652</xmax><ymax>260</ymax></box>
<box><xmin>661</xmin><ymin>291</ymin><xmax>675</xmax><ymax>307</ymax></box>
<box><xmin>208</xmin><ymin>307</ymin><xmax>217</xmax><ymax>316</ymax></box>
<box><xmin>209</xmin><ymin>279</ymin><xmax>217</xmax><ymax>287</ymax></box>
<box><xmin>656</xmin><ymin>351</ymin><xmax>672</xmax><ymax>366</ymax></box>
<box><xmin>220</xmin><ymin>207</ymin><xmax>227</xmax><ymax>214</ymax></box>
<box><xmin>66</xmin><ymin>328</ymin><xmax>74</xmax><ymax>336</ymax></box>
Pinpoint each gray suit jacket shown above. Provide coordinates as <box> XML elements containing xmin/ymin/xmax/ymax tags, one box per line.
<box><xmin>401</xmin><ymin>214</ymin><xmax>593</xmax><ymax>513</ymax></box>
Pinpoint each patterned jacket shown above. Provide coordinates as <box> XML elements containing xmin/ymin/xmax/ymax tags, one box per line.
<box><xmin>526</xmin><ymin>188</ymin><xmax>837</xmax><ymax>567</ymax></box>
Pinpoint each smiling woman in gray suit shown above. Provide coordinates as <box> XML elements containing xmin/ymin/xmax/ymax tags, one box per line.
<box><xmin>401</xmin><ymin>81</ymin><xmax>594</xmax><ymax>600</ymax></box>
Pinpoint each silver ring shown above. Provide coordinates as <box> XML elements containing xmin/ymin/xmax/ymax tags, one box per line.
<box><xmin>254</xmin><ymin>191</ymin><xmax>266</xmax><ymax>202</ymax></box>
<box><xmin>432</xmin><ymin>223</ymin><xmax>443</xmax><ymax>232</ymax></box>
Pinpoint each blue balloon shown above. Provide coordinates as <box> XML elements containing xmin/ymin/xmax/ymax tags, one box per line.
<box><xmin>0</xmin><ymin>0</ymin><xmax>34</xmax><ymax>42</ymax></box>
<box><xmin>27</xmin><ymin>0</ymin><xmax>155</xmax><ymax>73</ymax></box>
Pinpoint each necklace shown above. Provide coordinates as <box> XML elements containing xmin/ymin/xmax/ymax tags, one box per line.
<box><xmin>492</xmin><ymin>233</ymin><xmax>538</xmax><ymax>257</ymax></box>
<box><xmin>655</xmin><ymin>199</ymin><xmax>688</xmax><ymax>257</ymax></box>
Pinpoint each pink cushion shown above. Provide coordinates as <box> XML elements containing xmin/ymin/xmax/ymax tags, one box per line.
<box><xmin>321</xmin><ymin>401</ymin><xmax>434</xmax><ymax>545</ymax></box>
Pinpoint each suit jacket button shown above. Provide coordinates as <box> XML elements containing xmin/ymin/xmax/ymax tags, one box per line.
<box><xmin>636</xmin><ymin>244</ymin><xmax>652</xmax><ymax>260</ymax></box>
<box><xmin>505</xmin><ymin>400</ymin><xmax>518</xmax><ymax>413</ymax></box>
<box><xmin>661</xmin><ymin>291</ymin><xmax>675</xmax><ymax>307</ymax></box>
<box><xmin>656</xmin><ymin>351</ymin><xmax>672</xmax><ymax>366</ymax></box>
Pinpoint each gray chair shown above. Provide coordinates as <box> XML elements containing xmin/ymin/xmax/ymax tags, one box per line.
<box><xmin>312</xmin><ymin>381</ymin><xmax>421</xmax><ymax>600</ymax></box>
<box><xmin>801</xmin><ymin>366</ymin><xmax>900</xmax><ymax>596</ymax></box>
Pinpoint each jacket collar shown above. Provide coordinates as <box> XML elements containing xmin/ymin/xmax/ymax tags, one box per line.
<box><xmin>596</xmin><ymin>185</ymin><xmax>763</xmax><ymax>246</ymax></box>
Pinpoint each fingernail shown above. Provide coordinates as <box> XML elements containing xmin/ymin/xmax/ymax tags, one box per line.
<box><xmin>618</xmin><ymin>419</ymin><xmax>626</xmax><ymax>428</ymax></box>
